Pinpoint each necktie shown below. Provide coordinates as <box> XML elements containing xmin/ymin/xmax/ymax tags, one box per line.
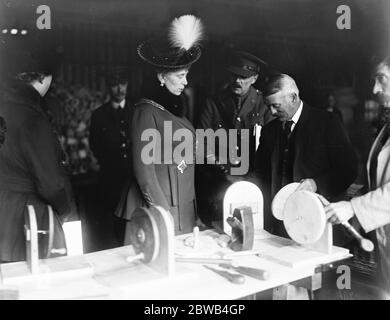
<box><xmin>284</xmin><ymin>120</ymin><xmax>294</xmax><ymax>138</ymax></box>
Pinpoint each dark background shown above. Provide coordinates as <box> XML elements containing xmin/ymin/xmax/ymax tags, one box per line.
<box><xmin>1</xmin><ymin>0</ymin><xmax>389</xmax><ymax>102</ymax></box>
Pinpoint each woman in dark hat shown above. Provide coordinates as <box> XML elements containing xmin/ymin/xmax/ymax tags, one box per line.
<box><xmin>121</xmin><ymin>15</ymin><xmax>205</xmax><ymax>236</ymax></box>
<box><xmin>0</xmin><ymin>30</ymin><xmax>77</xmax><ymax>262</ymax></box>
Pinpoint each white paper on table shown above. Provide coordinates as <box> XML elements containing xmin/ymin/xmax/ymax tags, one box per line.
<box><xmin>254</xmin><ymin>124</ymin><xmax>262</xmax><ymax>151</ymax></box>
<box><xmin>62</xmin><ymin>220</ymin><xmax>84</xmax><ymax>256</ymax></box>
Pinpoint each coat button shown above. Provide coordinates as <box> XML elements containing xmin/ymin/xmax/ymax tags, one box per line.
<box><xmin>122</xmin><ymin>143</ymin><xmax>126</xmax><ymax>147</ymax></box>
<box><xmin>123</xmin><ymin>154</ymin><xmax>128</xmax><ymax>158</ymax></box>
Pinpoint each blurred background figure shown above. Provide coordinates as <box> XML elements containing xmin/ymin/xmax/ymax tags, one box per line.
<box><xmin>324</xmin><ymin>91</ymin><xmax>343</xmax><ymax>122</ymax></box>
<box><xmin>89</xmin><ymin>67</ymin><xmax>134</xmax><ymax>249</ymax></box>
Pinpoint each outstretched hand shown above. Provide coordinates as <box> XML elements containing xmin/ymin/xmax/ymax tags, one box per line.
<box><xmin>325</xmin><ymin>201</ymin><xmax>355</xmax><ymax>225</ymax></box>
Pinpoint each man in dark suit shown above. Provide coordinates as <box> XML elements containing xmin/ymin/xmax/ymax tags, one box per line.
<box><xmin>255</xmin><ymin>73</ymin><xmax>357</xmax><ymax>237</ymax></box>
<box><xmin>89</xmin><ymin>68</ymin><xmax>134</xmax><ymax>249</ymax></box>
<box><xmin>197</xmin><ymin>51</ymin><xmax>273</xmax><ymax>225</ymax></box>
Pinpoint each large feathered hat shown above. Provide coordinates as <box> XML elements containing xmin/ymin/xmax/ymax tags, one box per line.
<box><xmin>137</xmin><ymin>14</ymin><xmax>203</xmax><ymax>70</ymax></box>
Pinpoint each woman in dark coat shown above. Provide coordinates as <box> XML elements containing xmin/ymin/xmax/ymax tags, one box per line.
<box><xmin>0</xmin><ymin>32</ymin><xmax>77</xmax><ymax>262</ymax></box>
<box><xmin>121</xmin><ymin>15</ymin><xmax>205</xmax><ymax>236</ymax></box>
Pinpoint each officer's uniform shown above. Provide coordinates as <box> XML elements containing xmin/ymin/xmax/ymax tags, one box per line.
<box><xmin>197</xmin><ymin>51</ymin><xmax>273</xmax><ymax>225</ymax></box>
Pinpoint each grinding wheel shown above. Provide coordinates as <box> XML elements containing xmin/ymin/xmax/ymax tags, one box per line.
<box><xmin>271</xmin><ymin>182</ymin><xmax>300</xmax><ymax>220</ymax></box>
<box><xmin>128</xmin><ymin>207</ymin><xmax>160</xmax><ymax>263</ymax></box>
<box><xmin>283</xmin><ymin>191</ymin><xmax>326</xmax><ymax>244</ymax></box>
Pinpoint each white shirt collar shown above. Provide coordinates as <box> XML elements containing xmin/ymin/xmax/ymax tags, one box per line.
<box><xmin>112</xmin><ymin>99</ymin><xmax>126</xmax><ymax>109</ymax></box>
<box><xmin>287</xmin><ymin>100</ymin><xmax>303</xmax><ymax>132</ymax></box>
<box><xmin>291</xmin><ymin>100</ymin><xmax>303</xmax><ymax>124</ymax></box>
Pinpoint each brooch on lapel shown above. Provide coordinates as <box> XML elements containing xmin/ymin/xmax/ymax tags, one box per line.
<box><xmin>177</xmin><ymin>160</ymin><xmax>188</xmax><ymax>174</ymax></box>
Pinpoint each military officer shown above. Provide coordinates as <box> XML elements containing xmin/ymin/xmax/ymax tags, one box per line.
<box><xmin>197</xmin><ymin>51</ymin><xmax>274</xmax><ymax>225</ymax></box>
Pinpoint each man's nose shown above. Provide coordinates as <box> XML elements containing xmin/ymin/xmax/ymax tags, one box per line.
<box><xmin>373</xmin><ymin>81</ymin><xmax>381</xmax><ymax>95</ymax></box>
<box><xmin>182</xmin><ymin>77</ymin><xmax>188</xmax><ymax>86</ymax></box>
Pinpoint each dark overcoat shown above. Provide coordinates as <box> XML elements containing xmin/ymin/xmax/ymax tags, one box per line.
<box><xmin>123</xmin><ymin>98</ymin><xmax>197</xmax><ymax>235</ymax></box>
<box><xmin>0</xmin><ymin>81</ymin><xmax>76</xmax><ymax>262</ymax></box>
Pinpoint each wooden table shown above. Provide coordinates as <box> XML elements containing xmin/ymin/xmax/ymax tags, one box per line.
<box><xmin>0</xmin><ymin>230</ymin><xmax>352</xmax><ymax>300</ymax></box>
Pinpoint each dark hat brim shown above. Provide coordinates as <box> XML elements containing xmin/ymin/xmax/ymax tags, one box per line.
<box><xmin>137</xmin><ymin>40</ymin><xmax>201</xmax><ymax>70</ymax></box>
<box><xmin>226</xmin><ymin>66</ymin><xmax>257</xmax><ymax>78</ymax></box>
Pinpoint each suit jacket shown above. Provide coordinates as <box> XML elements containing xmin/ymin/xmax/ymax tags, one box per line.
<box><xmin>89</xmin><ymin>101</ymin><xmax>134</xmax><ymax>211</ymax></box>
<box><xmin>351</xmin><ymin>123</ymin><xmax>390</xmax><ymax>293</ymax></box>
<box><xmin>126</xmin><ymin>98</ymin><xmax>197</xmax><ymax>235</ymax></box>
<box><xmin>0</xmin><ymin>80</ymin><xmax>75</xmax><ymax>261</ymax></box>
<box><xmin>256</xmin><ymin>102</ymin><xmax>358</xmax><ymax>232</ymax></box>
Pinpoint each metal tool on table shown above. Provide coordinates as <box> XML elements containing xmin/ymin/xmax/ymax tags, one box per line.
<box><xmin>126</xmin><ymin>205</ymin><xmax>175</xmax><ymax>276</ymax></box>
<box><xmin>203</xmin><ymin>265</ymin><xmax>245</xmax><ymax>284</ymax></box>
<box><xmin>226</xmin><ymin>206</ymin><xmax>254</xmax><ymax>251</ymax></box>
<box><xmin>218</xmin><ymin>263</ymin><xmax>270</xmax><ymax>280</ymax></box>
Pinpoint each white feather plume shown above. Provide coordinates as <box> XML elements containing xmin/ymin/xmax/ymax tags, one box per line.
<box><xmin>169</xmin><ymin>15</ymin><xmax>203</xmax><ymax>51</ymax></box>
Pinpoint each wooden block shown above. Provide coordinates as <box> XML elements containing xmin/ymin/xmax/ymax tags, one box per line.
<box><xmin>290</xmin><ymin>273</ymin><xmax>322</xmax><ymax>291</ymax></box>
<box><xmin>254</xmin><ymin>235</ymin><xmax>350</xmax><ymax>268</ymax></box>
<box><xmin>0</xmin><ymin>255</ymin><xmax>93</xmax><ymax>286</ymax></box>
<box><xmin>272</xmin><ymin>285</ymin><xmax>288</xmax><ymax>300</ymax></box>
<box><xmin>223</xmin><ymin>181</ymin><xmax>263</xmax><ymax>236</ymax></box>
<box><xmin>306</xmin><ymin>222</ymin><xmax>333</xmax><ymax>254</ymax></box>
<box><xmin>0</xmin><ymin>286</ymin><xmax>19</xmax><ymax>300</ymax></box>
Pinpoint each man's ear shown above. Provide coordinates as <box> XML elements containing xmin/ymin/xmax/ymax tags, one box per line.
<box><xmin>291</xmin><ymin>92</ymin><xmax>298</xmax><ymax>103</ymax></box>
<box><xmin>252</xmin><ymin>74</ymin><xmax>259</xmax><ymax>84</ymax></box>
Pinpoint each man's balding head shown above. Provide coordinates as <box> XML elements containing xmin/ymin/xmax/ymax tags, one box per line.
<box><xmin>263</xmin><ymin>73</ymin><xmax>300</xmax><ymax>98</ymax></box>
<box><xmin>263</xmin><ymin>73</ymin><xmax>301</xmax><ymax>122</ymax></box>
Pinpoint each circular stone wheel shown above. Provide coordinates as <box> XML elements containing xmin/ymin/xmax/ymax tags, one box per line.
<box><xmin>271</xmin><ymin>182</ymin><xmax>300</xmax><ymax>221</ymax></box>
<box><xmin>283</xmin><ymin>191</ymin><xmax>326</xmax><ymax>244</ymax></box>
<box><xmin>128</xmin><ymin>208</ymin><xmax>160</xmax><ymax>263</ymax></box>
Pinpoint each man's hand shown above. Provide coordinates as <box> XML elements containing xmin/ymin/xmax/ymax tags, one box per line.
<box><xmin>296</xmin><ymin>178</ymin><xmax>317</xmax><ymax>193</ymax></box>
<box><xmin>325</xmin><ymin>201</ymin><xmax>355</xmax><ymax>225</ymax></box>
